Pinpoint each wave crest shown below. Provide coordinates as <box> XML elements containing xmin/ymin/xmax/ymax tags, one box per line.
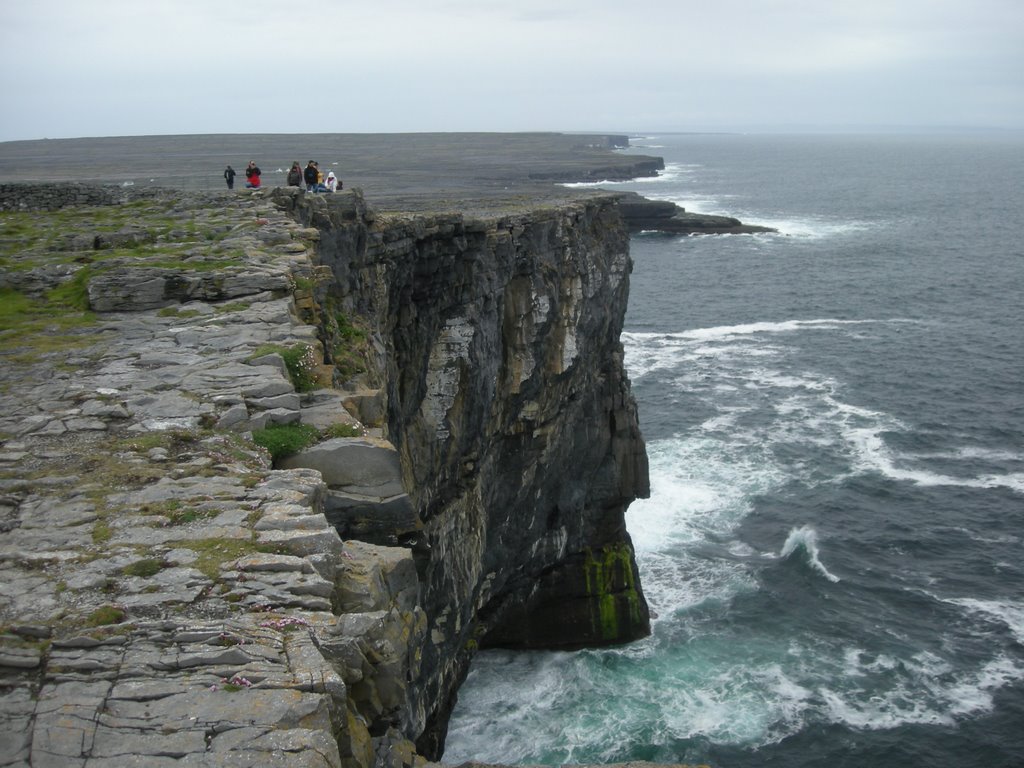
<box><xmin>780</xmin><ymin>525</ymin><xmax>841</xmax><ymax>583</ymax></box>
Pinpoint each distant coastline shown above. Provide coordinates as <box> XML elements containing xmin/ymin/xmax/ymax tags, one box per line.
<box><xmin>0</xmin><ymin>131</ymin><xmax>773</xmax><ymax>232</ymax></box>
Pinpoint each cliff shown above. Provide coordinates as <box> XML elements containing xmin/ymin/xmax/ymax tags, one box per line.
<box><xmin>276</xmin><ymin>188</ymin><xmax>652</xmax><ymax>755</ymax></box>
<box><xmin>0</xmin><ymin>179</ymin><xmax>649</xmax><ymax>766</ymax></box>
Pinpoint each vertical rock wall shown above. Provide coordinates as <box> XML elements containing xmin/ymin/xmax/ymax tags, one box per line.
<box><xmin>277</xmin><ymin>189</ymin><xmax>650</xmax><ymax>758</ymax></box>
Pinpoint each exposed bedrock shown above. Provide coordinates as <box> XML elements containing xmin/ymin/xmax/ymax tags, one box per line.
<box><xmin>615</xmin><ymin>190</ymin><xmax>777</xmax><ymax>235</ymax></box>
<box><xmin>274</xmin><ymin>188</ymin><xmax>651</xmax><ymax>756</ymax></box>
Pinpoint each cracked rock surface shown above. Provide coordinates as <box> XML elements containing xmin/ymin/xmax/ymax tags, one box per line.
<box><xmin>1</xmin><ymin>187</ymin><xmax>428</xmax><ymax>768</ymax></box>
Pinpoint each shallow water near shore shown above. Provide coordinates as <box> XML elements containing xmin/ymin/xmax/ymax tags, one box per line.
<box><xmin>444</xmin><ymin>132</ymin><xmax>1024</xmax><ymax>767</ymax></box>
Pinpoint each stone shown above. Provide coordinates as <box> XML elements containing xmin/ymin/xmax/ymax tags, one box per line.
<box><xmin>233</xmin><ymin>553</ymin><xmax>310</xmax><ymax>572</ymax></box>
<box><xmin>336</xmin><ymin>541</ymin><xmax>420</xmax><ymax>614</ymax></box>
<box><xmin>0</xmin><ymin>646</ymin><xmax>42</xmax><ymax>668</ymax></box>
<box><xmin>255</xmin><ymin>528</ymin><xmax>345</xmax><ymax>558</ymax></box>
<box><xmin>277</xmin><ymin>438</ymin><xmax>404</xmax><ymax>490</ymax></box>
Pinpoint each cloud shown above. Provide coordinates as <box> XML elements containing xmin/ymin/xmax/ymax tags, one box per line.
<box><xmin>1</xmin><ymin>0</ymin><xmax>1022</xmax><ymax>140</ymax></box>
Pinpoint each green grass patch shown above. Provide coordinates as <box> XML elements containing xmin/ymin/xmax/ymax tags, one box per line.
<box><xmin>172</xmin><ymin>538</ymin><xmax>285</xmax><ymax>581</ymax></box>
<box><xmin>92</xmin><ymin>519</ymin><xmax>113</xmax><ymax>544</ymax></box>
<box><xmin>121</xmin><ymin>558</ymin><xmax>165</xmax><ymax>578</ymax></box>
<box><xmin>0</xmin><ymin>289</ymin><xmax>33</xmax><ymax>324</ymax></box>
<box><xmin>0</xmin><ymin>284</ymin><xmax>102</xmax><ymax>362</ymax></box>
<box><xmin>329</xmin><ymin>308</ymin><xmax>370</xmax><ymax>381</ymax></box>
<box><xmin>214</xmin><ymin>301</ymin><xmax>251</xmax><ymax>314</ymax></box>
<box><xmin>321</xmin><ymin>423</ymin><xmax>363</xmax><ymax>439</ymax></box>
<box><xmin>157</xmin><ymin>306</ymin><xmax>202</xmax><ymax>318</ymax></box>
<box><xmin>46</xmin><ymin>267</ymin><xmax>92</xmax><ymax>311</ymax></box>
<box><xmin>252</xmin><ymin>423</ymin><xmax>321</xmax><ymax>461</ymax></box>
<box><xmin>279</xmin><ymin>346</ymin><xmax>319</xmax><ymax>392</ymax></box>
<box><xmin>85</xmin><ymin>605</ymin><xmax>126</xmax><ymax>627</ymax></box>
<box><xmin>138</xmin><ymin>499</ymin><xmax>218</xmax><ymax>526</ymax></box>
<box><xmin>165</xmin><ymin>507</ymin><xmax>218</xmax><ymax>526</ymax></box>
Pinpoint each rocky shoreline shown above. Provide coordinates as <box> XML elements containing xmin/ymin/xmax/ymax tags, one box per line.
<box><xmin>614</xmin><ymin>191</ymin><xmax>776</xmax><ymax>235</ymax></box>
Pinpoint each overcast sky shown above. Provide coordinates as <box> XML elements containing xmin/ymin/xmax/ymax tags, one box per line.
<box><xmin>2</xmin><ymin>0</ymin><xmax>1023</xmax><ymax>141</ymax></box>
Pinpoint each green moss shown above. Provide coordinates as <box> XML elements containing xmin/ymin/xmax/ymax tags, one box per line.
<box><xmin>583</xmin><ymin>543</ymin><xmax>643</xmax><ymax>641</ymax></box>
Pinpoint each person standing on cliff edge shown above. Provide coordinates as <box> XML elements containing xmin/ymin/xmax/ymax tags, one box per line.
<box><xmin>303</xmin><ymin>160</ymin><xmax>318</xmax><ymax>192</ymax></box>
<box><xmin>224</xmin><ymin>165</ymin><xmax>236</xmax><ymax>190</ymax></box>
<box><xmin>245</xmin><ymin>161</ymin><xmax>261</xmax><ymax>189</ymax></box>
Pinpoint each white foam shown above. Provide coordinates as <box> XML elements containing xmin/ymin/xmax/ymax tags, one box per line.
<box><xmin>779</xmin><ymin>526</ymin><xmax>841</xmax><ymax>582</ymax></box>
<box><xmin>748</xmin><ymin>214</ymin><xmax>875</xmax><ymax>240</ymax></box>
<box><xmin>626</xmin><ymin>318</ymin><xmax>1024</xmax><ymax>501</ymax></box>
<box><xmin>842</xmin><ymin>412</ymin><xmax>1024</xmax><ymax>495</ymax></box>
<box><xmin>820</xmin><ymin>647</ymin><xmax>1024</xmax><ymax>731</ymax></box>
<box><xmin>559</xmin><ymin>162</ymin><xmax>695</xmax><ymax>190</ymax></box>
<box><xmin>627</xmin><ymin>319</ymin><xmax>918</xmax><ymax>349</ymax></box>
<box><xmin>944</xmin><ymin>597</ymin><xmax>1024</xmax><ymax>643</ymax></box>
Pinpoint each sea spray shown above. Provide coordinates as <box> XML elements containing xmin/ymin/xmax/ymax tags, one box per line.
<box><xmin>780</xmin><ymin>526</ymin><xmax>841</xmax><ymax>583</ymax></box>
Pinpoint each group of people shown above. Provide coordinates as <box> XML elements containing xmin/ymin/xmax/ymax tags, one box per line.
<box><xmin>287</xmin><ymin>160</ymin><xmax>339</xmax><ymax>193</ymax></box>
<box><xmin>222</xmin><ymin>160</ymin><xmax>340</xmax><ymax>192</ymax></box>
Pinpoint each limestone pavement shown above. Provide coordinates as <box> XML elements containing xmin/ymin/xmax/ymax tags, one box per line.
<box><xmin>0</xmin><ymin>187</ymin><xmax>428</xmax><ymax>768</ymax></box>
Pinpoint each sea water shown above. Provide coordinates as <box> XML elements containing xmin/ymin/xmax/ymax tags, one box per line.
<box><xmin>443</xmin><ymin>132</ymin><xmax>1024</xmax><ymax>767</ymax></box>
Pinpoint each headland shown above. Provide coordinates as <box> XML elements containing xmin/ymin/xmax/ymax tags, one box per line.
<box><xmin>0</xmin><ymin>133</ymin><xmax>762</xmax><ymax>768</ymax></box>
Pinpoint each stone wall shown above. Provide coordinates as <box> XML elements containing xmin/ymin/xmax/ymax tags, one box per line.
<box><xmin>0</xmin><ymin>182</ymin><xmax>174</xmax><ymax>211</ymax></box>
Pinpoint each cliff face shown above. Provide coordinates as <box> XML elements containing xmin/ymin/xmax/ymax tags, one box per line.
<box><xmin>277</xmin><ymin>189</ymin><xmax>651</xmax><ymax>755</ymax></box>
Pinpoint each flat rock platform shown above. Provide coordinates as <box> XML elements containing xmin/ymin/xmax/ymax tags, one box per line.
<box><xmin>0</xmin><ymin>132</ymin><xmax>663</xmax><ymax>215</ymax></box>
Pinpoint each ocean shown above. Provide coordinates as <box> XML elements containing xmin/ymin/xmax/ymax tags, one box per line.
<box><xmin>443</xmin><ymin>132</ymin><xmax>1024</xmax><ymax>768</ymax></box>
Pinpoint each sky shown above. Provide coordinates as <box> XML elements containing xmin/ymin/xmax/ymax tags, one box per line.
<box><xmin>1</xmin><ymin>0</ymin><xmax>1023</xmax><ymax>141</ymax></box>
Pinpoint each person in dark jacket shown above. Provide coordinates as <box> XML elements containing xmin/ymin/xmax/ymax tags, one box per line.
<box><xmin>303</xmin><ymin>160</ymin><xmax>318</xmax><ymax>192</ymax></box>
<box><xmin>224</xmin><ymin>165</ymin><xmax>236</xmax><ymax>189</ymax></box>
<box><xmin>286</xmin><ymin>162</ymin><xmax>303</xmax><ymax>187</ymax></box>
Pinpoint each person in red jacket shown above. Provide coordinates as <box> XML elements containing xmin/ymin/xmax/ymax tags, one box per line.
<box><xmin>244</xmin><ymin>161</ymin><xmax>262</xmax><ymax>188</ymax></box>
